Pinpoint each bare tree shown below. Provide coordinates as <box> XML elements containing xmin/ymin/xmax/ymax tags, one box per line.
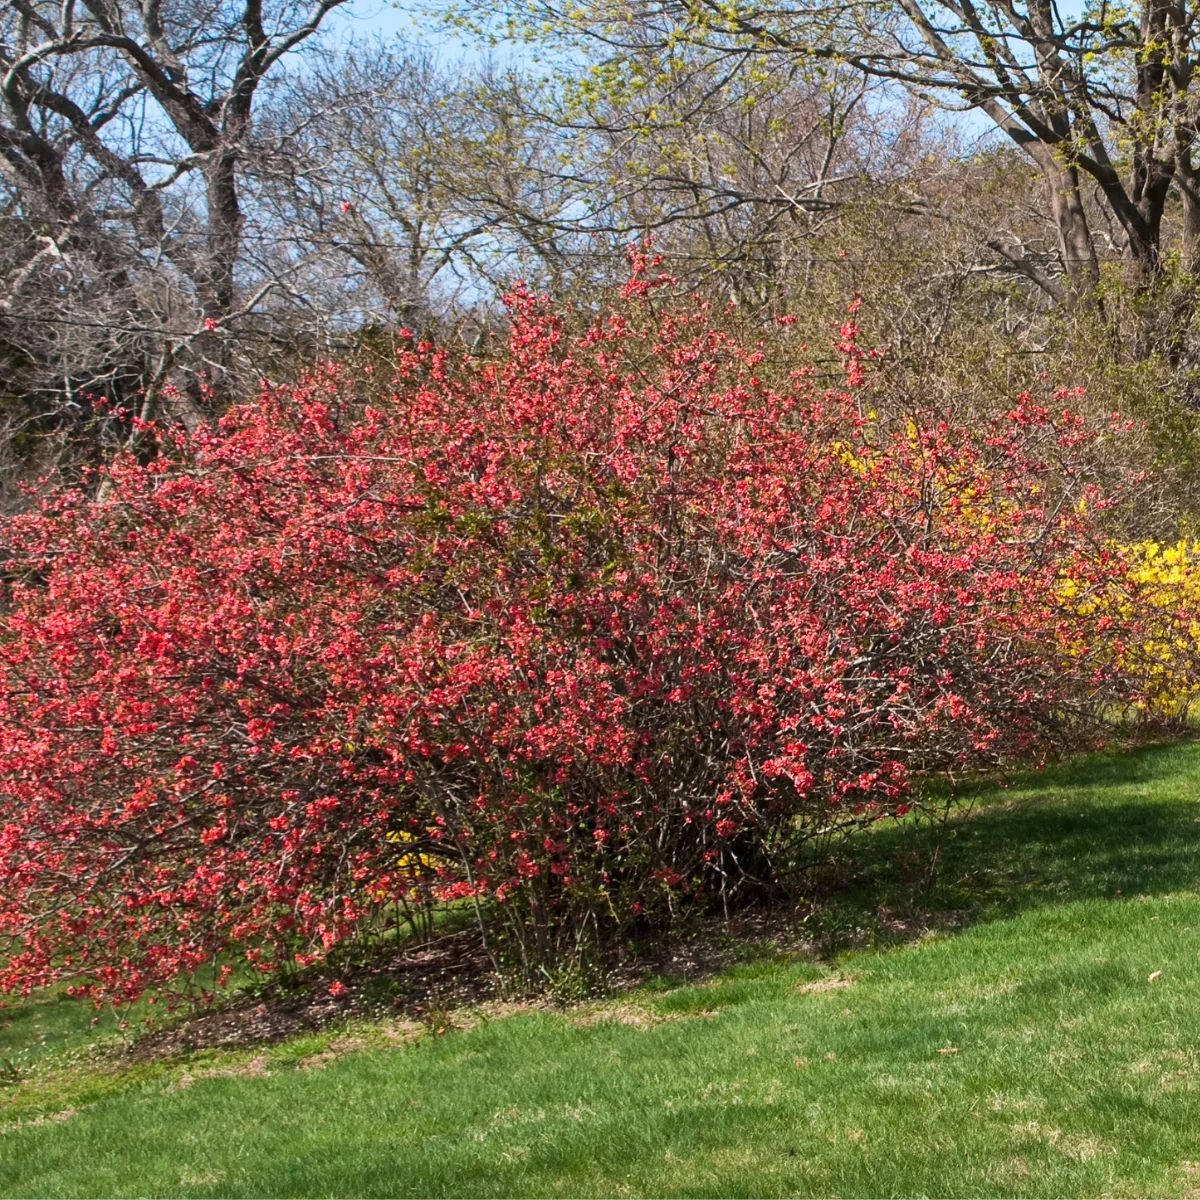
<box><xmin>0</xmin><ymin>0</ymin><xmax>345</xmax><ymax>490</ymax></box>
<box><xmin>849</xmin><ymin>0</ymin><xmax>1199</xmax><ymax>300</ymax></box>
<box><xmin>251</xmin><ymin>43</ymin><xmax>591</xmax><ymax>338</ymax></box>
<box><xmin>543</xmin><ymin>47</ymin><xmax>871</xmax><ymax>304</ymax></box>
<box><xmin>6</xmin><ymin>0</ymin><xmax>1174</xmax><ymax>510</ymax></box>
<box><xmin>259</xmin><ymin>40</ymin><xmax>900</xmax><ymax>316</ymax></box>
<box><xmin>455</xmin><ymin>0</ymin><xmax>1200</xmax><ymax>345</ymax></box>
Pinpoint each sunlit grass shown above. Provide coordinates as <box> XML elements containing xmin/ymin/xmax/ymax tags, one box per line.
<box><xmin>3</xmin><ymin>741</ymin><xmax>1200</xmax><ymax>1197</ymax></box>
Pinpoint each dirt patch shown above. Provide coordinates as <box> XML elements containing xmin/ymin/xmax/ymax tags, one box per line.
<box><xmin>294</xmin><ymin>1051</ymin><xmax>337</xmax><ymax>1071</ymax></box>
<box><xmin>570</xmin><ymin>1002</ymin><xmax>721</xmax><ymax>1029</ymax></box>
<box><xmin>572</xmin><ymin>1003</ymin><xmax>667</xmax><ymax>1030</ymax></box>
<box><xmin>127</xmin><ymin>927</ymin><xmax>501</xmax><ymax>1062</ymax></box>
<box><xmin>377</xmin><ymin>1019</ymin><xmax>423</xmax><ymax>1042</ymax></box>
<box><xmin>180</xmin><ymin>1172</ymin><xmax>225</xmax><ymax>1187</ymax></box>
<box><xmin>1180</xmin><ymin>1160</ymin><xmax>1200</xmax><ymax>1199</ymax></box>
<box><xmin>1000</xmin><ymin>1156</ymin><xmax>1032</xmax><ymax>1180</ymax></box>
<box><xmin>470</xmin><ymin>1000</ymin><xmax>547</xmax><ymax>1023</ymax></box>
<box><xmin>126</xmin><ymin>906</ymin><xmax>815</xmax><ymax>1063</ymax></box>
<box><xmin>130</xmin><ymin>999</ymin><xmax>339</xmax><ymax>1062</ymax></box>
<box><xmin>869</xmin><ymin>904</ymin><xmax>972</xmax><ymax>943</ymax></box>
<box><xmin>1011</xmin><ymin>1121</ymin><xmax>1112</xmax><ymax>1162</ymax></box>
<box><xmin>796</xmin><ymin>976</ymin><xmax>852</xmax><ymax>994</ymax></box>
<box><xmin>177</xmin><ymin>1055</ymin><xmax>271</xmax><ymax>1087</ymax></box>
<box><xmin>11</xmin><ymin>1107</ymin><xmax>76</xmax><ymax>1129</ymax></box>
<box><xmin>294</xmin><ymin>1035</ymin><xmax>367</xmax><ymax>1071</ymax></box>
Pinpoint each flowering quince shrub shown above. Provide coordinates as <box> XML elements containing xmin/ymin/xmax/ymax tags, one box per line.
<box><xmin>0</xmin><ymin>262</ymin><xmax>1148</xmax><ymax>1000</ymax></box>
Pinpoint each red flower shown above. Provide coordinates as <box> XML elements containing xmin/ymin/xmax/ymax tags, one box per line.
<box><xmin>0</xmin><ymin>273</ymin><xmax>1139</xmax><ymax>1003</ymax></box>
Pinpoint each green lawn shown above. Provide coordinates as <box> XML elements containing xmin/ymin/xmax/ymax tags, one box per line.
<box><xmin>4</xmin><ymin>742</ymin><xmax>1200</xmax><ymax>1197</ymax></box>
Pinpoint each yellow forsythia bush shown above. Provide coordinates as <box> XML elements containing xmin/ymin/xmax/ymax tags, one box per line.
<box><xmin>1068</xmin><ymin>539</ymin><xmax>1200</xmax><ymax>718</ymax></box>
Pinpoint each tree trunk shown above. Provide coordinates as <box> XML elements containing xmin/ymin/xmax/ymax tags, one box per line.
<box><xmin>1042</xmin><ymin>157</ymin><xmax>1101</xmax><ymax>305</ymax></box>
<box><xmin>195</xmin><ymin>149</ymin><xmax>244</xmax><ymax>409</ymax></box>
<box><xmin>1179</xmin><ymin>155</ymin><xmax>1200</xmax><ymax>277</ymax></box>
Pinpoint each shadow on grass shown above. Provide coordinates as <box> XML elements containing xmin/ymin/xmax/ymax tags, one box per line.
<box><xmin>0</xmin><ymin>989</ymin><xmax>127</xmax><ymax>1074</ymax></box>
<box><xmin>812</xmin><ymin>740</ymin><xmax>1200</xmax><ymax>949</ymax></box>
<box><xmin>6</xmin><ymin>742</ymin><xmax>1198</xmax><ymax>1068</ymax></box>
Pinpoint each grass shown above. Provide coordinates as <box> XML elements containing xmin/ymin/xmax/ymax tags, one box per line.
<box><xmin>4</xmin><ymin>741</ymin><xmax>1200</xmax><ymax>1196</ymax></box>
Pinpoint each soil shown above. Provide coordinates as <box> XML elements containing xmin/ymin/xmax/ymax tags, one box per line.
<box><xmin>125</xmin><ymin>905</ymin><xmax>815</xmax><ymax>1062</ymax></box>
<box><xmin>126</xmin><ymin>927</ymin><xmax>497</xmax><ymax>1061</ymax></box>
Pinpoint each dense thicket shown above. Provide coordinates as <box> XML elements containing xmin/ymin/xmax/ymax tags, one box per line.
<box><xmin>0</xmin><ymin>270</ymin><xmax>1154</xmax><ymax>999</ymax></box>
<box><xmin>6</xmin><ymin>0</ymin><xmax>1200</xmax><ymax>1004</ymax></box>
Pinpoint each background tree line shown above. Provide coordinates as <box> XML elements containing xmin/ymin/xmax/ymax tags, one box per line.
<box><xmin>3</xmin><ymin>0</ymin><xmax>1200</xmax><ymax>515</ymax></box>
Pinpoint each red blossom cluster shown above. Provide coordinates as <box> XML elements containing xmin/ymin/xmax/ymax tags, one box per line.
<box><xmin>0</xmin><ymin>266</ymin><xmax>1138</xmax><ymax>998</ymax></box>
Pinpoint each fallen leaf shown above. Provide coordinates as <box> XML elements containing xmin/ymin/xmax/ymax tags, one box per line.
<box><xmin>936</xmin><ymin>1046</ymin><xmax>959</xmax><ymax>1055</ymax></box>
<box><xmin>1149</xmin><ymin>971</ymin><xmax>1163</xmax><ymax>983</ymax></box>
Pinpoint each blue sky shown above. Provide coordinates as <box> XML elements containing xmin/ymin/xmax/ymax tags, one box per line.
<box><xmin>321</xmin><ymin>0</ymin><xmax>1025</xmax><ymax>152</ymax></box>
<box><xmin>326</xmin><ymin>0</ymin><xmax>486</xmax><ymax>55</ymax></box>
<box><xmin>331</xmin><ymin>1</ymin><xmax>417</xmax><ymax>41</ymax></box>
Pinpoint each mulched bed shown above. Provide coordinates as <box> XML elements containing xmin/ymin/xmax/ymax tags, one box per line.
<box><xmin>126</xmin><ymin>927</ymin><xmax>499</xmax><ymax>1061</ymax></box>
<box><xmin>126</xmin><ymin>906</ymin><xmax>817</xmax><ymax>1062</ymax></box>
